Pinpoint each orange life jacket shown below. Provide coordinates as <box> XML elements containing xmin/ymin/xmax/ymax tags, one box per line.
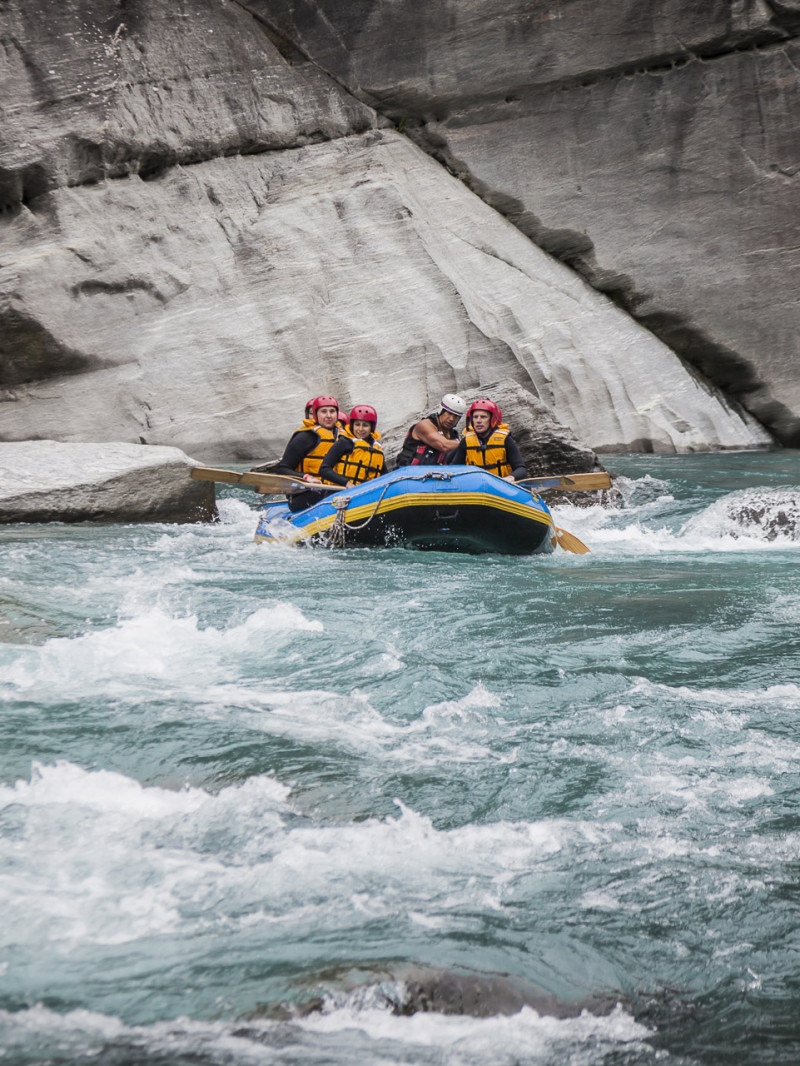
<box><xmin>334</xmin><ymin>428</ymin><xmax>385</xmax><ymax>484</ymax></box>
<box><xmin>463</xmin><ymin>424</ymin><xmax>511</xmax><ymax>478</ymax></box>
<box><xmin>290</xmin><ymin>422</ymin><xmax>339</xmax><ymax>478</ymax></box>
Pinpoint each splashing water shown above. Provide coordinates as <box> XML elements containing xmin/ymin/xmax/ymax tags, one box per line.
<box><xmin>1</xmin><ymin>452</ymin><xmax>799</xmax><ymax>1066</ymax></box>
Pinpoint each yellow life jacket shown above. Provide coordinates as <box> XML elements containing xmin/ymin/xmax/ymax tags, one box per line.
<box><xmin>291</xmin><ymin>422</ymin><xmax>339</xmax><ymax>477</ymax></box>
<box><xmin>334</xmin><ymin>428</ymin><xmax>384</xmax><ymax>484</ymax></box>
<box><xmin>464</xmin><ymin>424</ymin><xmax>511</xmax><ymax>478</ymax></box>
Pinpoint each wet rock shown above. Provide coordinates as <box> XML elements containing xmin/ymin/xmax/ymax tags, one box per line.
<box><xmin>683</xmin><ymin>488</ymin><xmax>800</xmax><ymax>542</ymax></box>
<box><xmin>0</xmin><ymin>441</ymin><xmax>215</xmax><ymax>524</ymax></box>
<box><xmin>396</xmin><ymin>966</ymin><xmax>617</xmax><ymax>1019</ymax></box>
<box><xmin>249</xmin><ymin>964</ymin><xmax>619</xmax><ymax>1022</ymax></box>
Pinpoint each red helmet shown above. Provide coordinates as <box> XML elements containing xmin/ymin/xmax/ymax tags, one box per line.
<box><xmin>337</xmin><ymin>408</ymin><xmax>350</xmax><ymax>426</ymax></box>
<box><xmin>304</xmin><ymin>398</ymin><xmax>315</xmax><ymax>418</ymax></box>
<box><xmin>467</xmin><ymin>398</ymin><xmax>502</xmax><ymax>429</ymax></box>
<box><xmin>349</xmin><ymin>404</ymin><xmax>377</xmax><ymax>429</ymax></box>
<box><xmin>310</xmin><ymin>395</ymin><xmax>339</xmax><ymax>419</ymax></box>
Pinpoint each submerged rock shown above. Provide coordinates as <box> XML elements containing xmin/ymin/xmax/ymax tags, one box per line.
<box><xmin>248</xmin><ymin>963</ymin><xmax>619</xmax><ymax>1022</ymax></box>
<box><xmin>682</xmin><ymin>489</ymin><xmax>800</xmax><ymax>543</ymax></box>
<box><xmin>0</xmin><ymin>441</ymin><xmax>215</xmax><ymax>524</ymax></box>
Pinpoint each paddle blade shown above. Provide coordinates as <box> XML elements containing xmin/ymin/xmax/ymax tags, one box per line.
<box><xmin>551</xmin><ymin>526</ymin><xmax>591</xmax><ymax>554</ymax></box>
<box><xmin>519</xmin><ymin>472</ymin><xmax>611</xmax><ymax>492</ymax></box>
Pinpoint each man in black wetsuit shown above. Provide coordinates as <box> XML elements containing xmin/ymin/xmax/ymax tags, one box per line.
<box><xmin>395</xmin><ymin>394</ymin><xmax>467</xmax><ymax>467</ymax></box>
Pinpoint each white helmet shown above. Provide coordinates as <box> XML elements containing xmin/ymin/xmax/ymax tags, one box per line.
<box><xmin>440</xmin><ymin>393</ymin><xmax>467</xmax><ymax>417</ymax></box>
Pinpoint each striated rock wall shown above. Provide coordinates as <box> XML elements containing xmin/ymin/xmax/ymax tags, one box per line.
<box><xmin>0</xmin><ymin>0</ymin><xmax>780</xmax><ymax>458</ymax></box>
<box><xmin>1</xmin><ymin>129</ymin><xmax>770</xmax><ymax>459</ymax></box>
<box><xmin>244</xmin><ymin>0</ymin><xmax>800</xmax><ymax>445</ymax></box>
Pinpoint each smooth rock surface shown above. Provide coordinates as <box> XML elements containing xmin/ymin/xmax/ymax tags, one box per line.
<box><xmin>243</xmin><ymin>0</ymin><xmax>800</xmax><ymax>445</ymax></box>
<box><xmin>0</xmin><ymin>441</ymin><xmax>215</xmax><ymax>523</ymax></box>
<box><xmin>0</xmin><ymin>0</ymin><xmax>376</xmax><ymax>213</ymax></box>
<box><xmin>0</xmin><ymin>131</ymin><xmax>771</xmax><ymax>459</ymax></box>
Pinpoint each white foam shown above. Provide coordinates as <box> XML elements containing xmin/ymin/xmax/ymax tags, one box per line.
<box><xmin>0</xmin><ymin>603</ymin><xmax>323</xmax><ymax>693</ymax></box>
<box><xmin>0</xmin><ymin>1001</ymin><xmax>651</xmax><ymax>1065</ymax></box>
<box><xmin>297</xmin><ymin>999</ymin><xmax>650</xmax><ymax>1056</ymax></box>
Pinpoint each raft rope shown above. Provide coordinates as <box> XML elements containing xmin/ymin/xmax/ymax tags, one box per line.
<box><xmin>322</xmin><ymin>471</ymin><xmax>534</xmax><ymax>548</ymax></box>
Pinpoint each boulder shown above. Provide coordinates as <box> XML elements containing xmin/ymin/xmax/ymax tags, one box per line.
<box><xmin>682</xmin><ymin>488</ymin><xmax>800</xmax><ymax>542</ymax></box>
<box><xmin>245</xmin><ymin>963</ymin><xmax>618</xmax><ymax>1021</ymax></box>
<box><xmin>0</xmin><ymin>441</ymin><xmax>215</xmax><ymax>524</ymax></box>
<box><xmin>241</xmin><ymin>0</ymin><xmax>800</xmax><ymax>446</ymax></box>
<box><xmin>379</xmin><ymin>377</ymin><xmax>606</xmax><ymax>488</ymax></box>
<box><xmin>0</xmin><ymin>131</ymin><xmax>771</xmax><ymax>460</ymax></box>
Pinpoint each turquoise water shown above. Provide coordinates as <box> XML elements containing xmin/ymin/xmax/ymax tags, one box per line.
<box><xmin>1</xmin><ymin>452</ymin><xmax>799</xmax><ymax>1065</ymax></box>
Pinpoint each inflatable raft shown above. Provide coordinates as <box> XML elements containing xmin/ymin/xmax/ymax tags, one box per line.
<box><xmin>254</xmin><ymin>466</ymin><xmax>556</xmax><ymax>555</ymax></box>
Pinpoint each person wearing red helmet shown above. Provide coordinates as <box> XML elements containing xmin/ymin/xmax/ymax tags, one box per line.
<box><xmin>277</xmin><ymin>394</ymin><xmax>342</xmax><ymax>511</ymax></box>
<box><xmin>395</xmin><ymin>393</ymin><xmax>467</xmax><ymax>467</ymax></box>
<box><xmin>320</xmin><ymin>405</ymin><xmax>386</xmax><ymax>487</ymax></box>
<box><xmin>448</xmin><ymin>399</ymin><xmax>527</xmax><ymax>481</ymax></box>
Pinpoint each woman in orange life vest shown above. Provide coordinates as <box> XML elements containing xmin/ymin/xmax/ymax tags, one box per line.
<box><xmin>395</xmin><ymin>394</ymin><xmax>468</xmax><ymax>467</ymax></box>
<box><xmin>319</xmin><ymin>405</ymin><xmax>386</xmax><ymax>487</ymax></box>
<box><xmin>276</xmin><ymin>394</ymin><xmax>343</xmax><ymax>511</ymax></box>
<box><xmin>447</xmin><ymin>399</ymin><xmax>527</xmax><ymax>482</ymax></box>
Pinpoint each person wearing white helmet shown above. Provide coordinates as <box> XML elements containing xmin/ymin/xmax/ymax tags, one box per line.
<box><xmin>396</xmin><ymin>393</ymin><xmax>467</xmax><ymax>467</ymax></box>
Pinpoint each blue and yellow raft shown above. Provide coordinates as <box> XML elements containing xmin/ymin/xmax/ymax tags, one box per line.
<box><xmin>254</xmin><ymin>465</ymin><xmax>556</xmax><ymax>555</ymax></box>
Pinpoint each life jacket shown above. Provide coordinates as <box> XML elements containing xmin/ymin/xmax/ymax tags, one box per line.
<box><xmin>290</xmin><ymin>421</ymin><xmax>339</xmax><ymax>478</ymax></box>
<box><xmin>463</xmin><ymin>424</ymin><xmax>512</xmax><ymax>477</ymax></box>
<box><xmin>396</xmin><ymin>413</ymin><xmax>457</xmax><ymax>467</ymax></box>
<box><xmin>334</xmin><ymin>428</ymin><xmax>384</xmax><ymax>484</ymax></box>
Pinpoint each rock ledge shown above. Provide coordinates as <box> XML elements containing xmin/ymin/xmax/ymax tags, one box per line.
<box><xmin>0</xmin><ymin>442</ymin><xmax>215</xmax><ymax>524</ymax></box>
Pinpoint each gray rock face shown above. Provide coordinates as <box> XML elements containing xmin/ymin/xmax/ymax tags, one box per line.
<box><xmin>0</xmin><ymin>441</ymin><xmax>215</xmax><ymax>523</ymax></box>
<box><xmin>0</xmin><ymin>0</ymin><xmax>376</xmax><ymax>212</ymax></box>
<box><xmin>244</xmin><ymin>0</ymin><xmax>800</xmax><ymax>445</ymax></box>
<box><xmin>0</xmin><ymin>129</ymin><xmax>771</xmax><ymax>460</ymax></box>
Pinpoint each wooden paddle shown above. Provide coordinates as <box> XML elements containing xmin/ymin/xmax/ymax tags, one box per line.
<box><xmin>518</xmin><ymin>472</ymin><xmax>612</xmax><ymax>492</ymax></box>
<box><xmin>551</xmin><ymin>527</ymin><xmax>591</xmax><ymax>554</ymax></box>
<box><xmin>190</xmin><ymin>467</ymin><xmax>344</xmax><ymax>494</ymax></box>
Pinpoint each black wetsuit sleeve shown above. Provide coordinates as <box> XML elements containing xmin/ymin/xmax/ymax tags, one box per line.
<box><xmin>319</xmin><ymin>439</ymin><xmax>353</xmax><ymax>486</ymax></box>
<box><xmin>276</xmin><ymin>430</ymin><xmax>317</xmax><ymax>478</ymax></box>
<box><xmin>448</xmin><ymin>438</ymin><xmax>468</xmax><ymax>465</ymax></box>
<box><xmin>505</xmin><ymin>434</ymin><xmax>528</xmax><ymax>481</ymax></box>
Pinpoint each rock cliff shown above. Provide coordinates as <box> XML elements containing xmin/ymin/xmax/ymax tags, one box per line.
<box><xmin>0</xmin><ymin>0</ymin><xmax>783</xmax><ymax>458</ymax></box>
<box><xmin>243</xmin><ymin>0</ymin><xmax>800</xmax><ymax>445</ymax></box>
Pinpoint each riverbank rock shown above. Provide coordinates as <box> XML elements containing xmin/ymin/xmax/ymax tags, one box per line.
<box><xmin>0</xmin><ymin>442</ymin><xmax>215</xmax><ymax>524</ymax></box>
<box><xmin>243</xmin><ymin>0</ymin><xmax>800</xmax><ymax>447</ymax></box>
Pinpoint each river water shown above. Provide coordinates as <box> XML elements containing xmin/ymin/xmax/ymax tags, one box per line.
<box><xmin>1</xmin><ymin>452</ymin><xmax>799</xmax><ymax>1066</ymax></box>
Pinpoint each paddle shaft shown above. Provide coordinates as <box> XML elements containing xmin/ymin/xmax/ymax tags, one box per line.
<box><xmin>191</xmin><ymin>467</ymin><xmax>344</xmax><ymax>494</ymax></box>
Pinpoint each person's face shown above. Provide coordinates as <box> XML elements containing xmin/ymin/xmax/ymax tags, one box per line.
<box><xmin>316</xmin><ymin>406</ymin><xmax>338</xmax><ymax>429</ymax></box>
<box><xmin>352</xmin><ymin>419</ymin><xmax>372</xmax><ymax>439</ymax></box>
<box><xmin>471</xmin><ymin>410</ymin><xmax>491</xmax><ymax>433</ymax></box>
<box><xmin>439</xmin><ymin>410</ymin><xmax>459</xmax><ymax>431</ymax></box>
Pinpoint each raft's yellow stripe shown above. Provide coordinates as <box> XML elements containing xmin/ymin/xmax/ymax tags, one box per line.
<box><xmin>256</xmin><ymin>490</ymin><xmax>553</xmax><ymax>544</ymax></box>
